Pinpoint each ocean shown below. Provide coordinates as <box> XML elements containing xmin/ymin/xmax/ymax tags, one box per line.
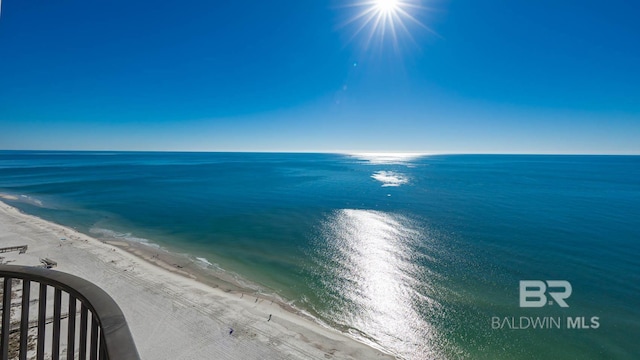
<box><xmin>0</xmin><ymin>151</ymin><xmax>638</xmax><ymax>359</ymax></box>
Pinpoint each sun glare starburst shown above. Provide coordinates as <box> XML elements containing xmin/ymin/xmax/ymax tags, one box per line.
<box><xmin>375</xmin><ymin>0</ymin><xmax>400</xmax><ymax>13</ymax></box>
<box><xmin>342</xmin><ymin>0</ymin><xmax>431</xmax><ymax>50</ymax></box>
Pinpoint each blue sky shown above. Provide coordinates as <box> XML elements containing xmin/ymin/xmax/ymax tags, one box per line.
<box><xmin>1</xmin><ymin>0</ymin><xmax>638</xmax><ymax>153</ymax></box>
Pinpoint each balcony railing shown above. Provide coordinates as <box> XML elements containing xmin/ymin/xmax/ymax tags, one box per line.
<box><xmin>0</xmin><ymin>265</ymin><xmax>140</xmax><ymax>360</ymax></box>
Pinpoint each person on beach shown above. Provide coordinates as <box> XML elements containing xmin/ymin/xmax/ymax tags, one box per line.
<box><xmin>268</xmin><ymin>314</ymin><xmax>272</xmax><ymax>321</ymax></box>
<box><xmin>229</xmin><ymin>328</ymin><xmax>233</xmax><ymax>335</ymax></box>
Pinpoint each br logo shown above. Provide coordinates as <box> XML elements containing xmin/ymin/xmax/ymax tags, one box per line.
<box><xmin>519</xmin><ymin>280</ymin><xmax>572</xmax><ymax>308</ymax></box>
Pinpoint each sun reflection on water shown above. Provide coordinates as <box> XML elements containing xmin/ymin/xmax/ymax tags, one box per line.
<box><xmin>349</xmin><ymin>152</ymin><xmax>427</xmax><ymax>165</ymax></box>
<box><xmin>312</xmin><ymin>209</ymin><xmax>447</xmax><ymax>359</ymax></box>
<box><xmin>371</xmin><ymin>170</ymin><xmax>409</xmax><ymax>187</ymax></box>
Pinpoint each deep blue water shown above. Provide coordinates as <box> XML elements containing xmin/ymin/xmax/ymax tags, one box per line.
<box><xmin>1</xmin><ymin>151</ymin><xmax>639</xmax><ymax>359</ymax></box>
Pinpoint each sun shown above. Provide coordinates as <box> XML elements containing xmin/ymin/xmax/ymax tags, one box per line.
<box><xmin>341</xmin><ymin>0</ymin><xmax>430</xmax><ymax>50</ymax></box>
<box><xmin>375</xmin><ymin>0</ymin><xmax>400</xmax><ymax>14</ymax></box>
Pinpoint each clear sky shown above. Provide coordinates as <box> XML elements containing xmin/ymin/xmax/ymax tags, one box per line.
<box><xmin>1</xmin><ymin>0</ymin><xmax>638</xmax><ymax>154</ymax></box>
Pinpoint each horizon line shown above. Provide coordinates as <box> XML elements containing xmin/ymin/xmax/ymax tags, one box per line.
<box><xmin>0</xmin><ymin>149</ymin><xmax>638</xmax><ymax>156</ymax></box>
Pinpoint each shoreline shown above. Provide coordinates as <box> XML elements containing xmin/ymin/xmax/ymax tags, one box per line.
<box><xmin>0</xmin><ymin>199</ymin><xmax>394</xmax><ymax>359</ymax></box>
<box><xmin>101</xmin><ymin>230</ymin><xmax>307</xmax><ymax>319</ymax></box>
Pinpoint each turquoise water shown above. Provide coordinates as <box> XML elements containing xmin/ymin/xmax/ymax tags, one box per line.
<box><xmin>1</xmin><ymin>151</ymin><xmax>639</xmax><ymax>359</ymax></box>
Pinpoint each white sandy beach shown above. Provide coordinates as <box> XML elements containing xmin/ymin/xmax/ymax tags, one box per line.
<box><xmin>0</xmin><ymin>200</ymin><xmax>393</xmax><ymax>360</ymax></box>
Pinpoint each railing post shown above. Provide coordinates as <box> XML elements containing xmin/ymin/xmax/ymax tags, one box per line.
<box><xmin>1</xmin><ymin>277</ymin><xmax>12</xmax><ymax>360</ymax></box>
<box><xmin>90</xmin><ymin>315</ymin><xmax>99</xmax><ymax>360</ymax></box>
<box><xmin>67</xmin><ymin>296</ymin><xmax>77</xmax><ymax>360</ymax></box>
<box><xmin>99</xmin><ymin>335</ymin><xmax>107</xmax><ymax>360</ymax></box>
<box><xmin>37</xmin><ymin>283</ymin><xmax>47</xmax><ymax>360</ymax></box>
<box><xmin>20</xmin><ymin>280</ymin><xmax>30</xmax><ymax>360</ymax></box>
<box><xmin>53</xmin><ymin>288</ymin><xmax>62</xmax><ymax>360</ymax></box>
<box><xmin>79</xmin><ymin>304</ymin><xmax>88</xmax><ymax>360</ymax></box>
